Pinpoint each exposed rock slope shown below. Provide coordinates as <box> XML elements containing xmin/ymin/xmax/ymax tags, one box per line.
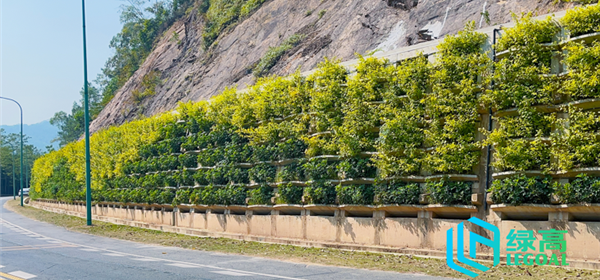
<box><xmin>90</xmin><ymin>0</ymin><xmax>576</xmax><ymax>133</ymax></box>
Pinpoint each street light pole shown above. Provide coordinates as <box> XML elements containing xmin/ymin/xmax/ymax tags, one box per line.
<box><xmin>11</xmin><ymin>150</ymin><xmax>15</xmax><ymax>200</ymax></box>
<box><xmin>1</xmin><ymin>97</ymin><xmax>24</xmax><ymax>206</ymax></box>
<box><xmin>82</xmin><ymin>0</ymin><xmax>92</xmax><ymax>226</ymax></box>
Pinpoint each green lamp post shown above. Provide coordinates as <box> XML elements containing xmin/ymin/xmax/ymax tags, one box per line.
<box><xmin>1</xmin><ymin>96</ymin><xmax>24</xmax><ymax>206</ymax></box>
<box><xmin>81</xmin><ymin>0</ymin><xmax>92</xmax><ymax>226</ymax></box>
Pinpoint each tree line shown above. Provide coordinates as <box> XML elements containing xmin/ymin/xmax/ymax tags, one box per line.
<box><xmin>0</xmin><ymin>129</ymin><xmax>45</xmax><ymax>196</ymax></box>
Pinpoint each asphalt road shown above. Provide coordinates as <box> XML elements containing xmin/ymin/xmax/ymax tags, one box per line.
<box><xmin>0</xmin><ymin>197</ymin><xmax>452</xmax><ymax>280</ymax></box>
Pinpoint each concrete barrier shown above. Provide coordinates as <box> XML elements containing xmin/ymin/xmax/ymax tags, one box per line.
<box><xmin>29</xmin><ymin>199</ymin><xmax>600</xmax><ymax>270</ymax></box>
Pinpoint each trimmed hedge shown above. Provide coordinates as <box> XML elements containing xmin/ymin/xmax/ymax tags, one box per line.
<box><xmin>426</xmin><ymin>179</ymin><xmax>472</xmax><ymax>205</ymax></box>
<box><xmin>375</xmin><ymin>181</ymin><xmax>421</xmax><ymax>205</ymax></box>
<box><xmin>489</xmin><ymin>175</ymin><xmax>553</xmax><ymax>205</ymax></box>
<box><xmin>555</xmin><ymin>174</ymin><xmax>600</xmax><ymax>204</ymax></box>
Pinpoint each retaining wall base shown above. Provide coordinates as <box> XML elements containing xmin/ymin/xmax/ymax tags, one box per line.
<box><xmin>28</xmin><ymin>200</ymin><xmax>600</xmax><ymax>270</ymax></box>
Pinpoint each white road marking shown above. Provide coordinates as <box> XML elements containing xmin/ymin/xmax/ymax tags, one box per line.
<box><xmin>0</xmin><ymin>265</ymin><xmax>4</xmax><ymax>268</ymax></box>
<box><xmin>166</xmin><ymin>263</ymin><xmax>198</xmax><ymax>268</ymax></box>
<box><xmin>136</xmin><ymin>245</ymin><xmax>159</xmax><ymax>248</ymax></box>
<box><xmin>211</xmin><ymin>271</ymin><xmax>252</xmax><ymax>276</ymax></box>
<box><xmin>9</xmin><ymin>271</ymin><xmax>37</xmax><ymax>279</ymax></box>
<box><xmin>102</xmin><ymin>253</ymin><xmax>125</xmax><ymax>257</ymax></box>
<box><xmin>0</xmin><ymin>218</ymin><xmax>306</xmax><ymax>280</ymax></box>
<box><xmin>46</xmin><ymin>241</ymin><xmax>62</xmax><ymax>244</ymax></box>
<box><xmin>130</xmin><ymin>258</ymin><xmax>159</xmax><ymax>262</ymax></box>
<box><xmin>80</xmin><ymin>248</ymin><xmax>100</xmax><ymax>252</ymax></box>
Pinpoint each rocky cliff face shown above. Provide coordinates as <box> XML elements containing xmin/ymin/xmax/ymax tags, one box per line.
<box><xmin>90</xmin><ymin>0</ymin><xmax>576</xmax><ymax>133</ymax></box>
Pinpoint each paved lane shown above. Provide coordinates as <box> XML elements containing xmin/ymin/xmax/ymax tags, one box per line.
<box><xmin>0</xmin><ymin>198</ymin><xmax>451</xmax><ymax>280</ymax></box>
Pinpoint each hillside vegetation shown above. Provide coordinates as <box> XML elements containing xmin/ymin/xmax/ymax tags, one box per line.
<box><xmin>51</xmin><ymin>0</ymin><xmax>268</xmax><ymax>146</ymax></box>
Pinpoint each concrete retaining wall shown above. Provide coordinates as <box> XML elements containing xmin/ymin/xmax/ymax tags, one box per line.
<box><xmin>30</xmin><ymin>200</ymin><xmax>600</xmax><ymax>270</ymax></box>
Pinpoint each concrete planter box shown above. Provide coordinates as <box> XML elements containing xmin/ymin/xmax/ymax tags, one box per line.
<box><xmin>491</xmin><ymin>203</ymin><xmax>600</xmax><ymax>221</ymax></box>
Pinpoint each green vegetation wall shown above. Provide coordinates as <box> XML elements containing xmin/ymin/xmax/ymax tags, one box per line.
<box><xmin>31</xmin><ymin>4</ymin><xmax>600</xmax><ymax>207</ymax></box>
<box><xmin>487</xmin><ymin>5</ymin><xmax>600</xmax><ymax>205</ymax></box>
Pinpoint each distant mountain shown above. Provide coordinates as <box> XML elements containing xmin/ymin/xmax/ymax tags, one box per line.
<box><xmin>1</xmin><ymin>120</ymin><xmax>58</xmax><ymax>151</ymax></box>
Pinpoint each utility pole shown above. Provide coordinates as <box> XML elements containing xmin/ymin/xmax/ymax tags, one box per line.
<box><xmin>82</xmin><ymin>0</ymin><xmax>92</xmax><ymax>226</ymax></box>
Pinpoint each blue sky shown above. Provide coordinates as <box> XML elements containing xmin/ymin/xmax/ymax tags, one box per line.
<box><xmin>1</xmin><ymin>0</ymin><xmax>123</xmax><ymax>125</ymax></box>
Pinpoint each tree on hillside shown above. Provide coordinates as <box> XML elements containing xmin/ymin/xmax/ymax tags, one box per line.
<box><xmin>97</xmin><ymin>0</ymin><xmax>195</xmax><ymax>106</ymax></box>
<box><xmin>50</xmin><ymin>0</ymin><xmax>196</xmax><ymax>147</ymax></box>
<box><xmin>50</xmin><ymin>84</ymin><xmax>102</xmax><ymax>147</ymax></box>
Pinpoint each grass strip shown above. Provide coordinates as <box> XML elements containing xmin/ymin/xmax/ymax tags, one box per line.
<box><xmin>5</xmin><ymin>200</ymin><xmax>600</xmax><ymax>280</ymax></box>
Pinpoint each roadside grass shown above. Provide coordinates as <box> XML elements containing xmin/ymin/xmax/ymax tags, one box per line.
<box><xmin>5</xmin><ymin>200</ymin><xmax>600</xmax><ymax>280</ymax></box>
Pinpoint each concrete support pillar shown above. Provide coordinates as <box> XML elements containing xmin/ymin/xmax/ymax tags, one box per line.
<box><xmin>551</xmin><ymin>51</ymin><xmax>562</xmax><ymax>74</ymax></box>
<box><xmin>301</xmin><ymin>209</ymin><xmax>308</xmax><ymax>240</ymax></box>
<box><xmin>246</xmin><ymin>210</ymin><xmax>253</xmax><ymax>235</ymax></box>
<box><xmin>204</xmin><ymin>210</ymin><xmax>209</xmax><ymax>230</ymax></box>
<box><xmin>467</xmin><ymin>212</ymin><xmax>489</xmax><ymax>254</ymax></box>
<box><xmin>549</xmin><ymin>211</ymin><xmax>571</xmax><ymax>231</ymax></box>
<box><xmin>173</xmin><ymin>207</ymin><xmax>179</xmax><ymax>227</ymax></box>
<box><xmin>206</xmin><ymin>208</ymin><xmax>212</xmax><ymax>231</ymax></box>
<box><xmin>418</xmin><ymin>210</ymin><xmax>434</xmax><ymax>248</ymax></box>
<box><xmin>133</xmin><ymin>206</ymin><xmax>139</xmax><ymax>221</ymax></box>
<box><xmin>373</xmin><ymin>210</ymin><xmax>386</xmax><ymax>246</ymax></box>
<box><xmin>335</xmin><ymin>209</ymin><xmax>345</xmax><ymax>243</ymax></box>
<box><xmin>189</xmin><ymin>208</ymin><xmax>195</xmax><ymax>229</ymax></box>
<box><xmin>271</xmin><ymin>209</ymin><xmax>279</xmax><ymax>237</ymax></box>
<box><xmin>150</xmin><ymin>207</ymin><xmax>155</xmax><ymax>225</ymax></box>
